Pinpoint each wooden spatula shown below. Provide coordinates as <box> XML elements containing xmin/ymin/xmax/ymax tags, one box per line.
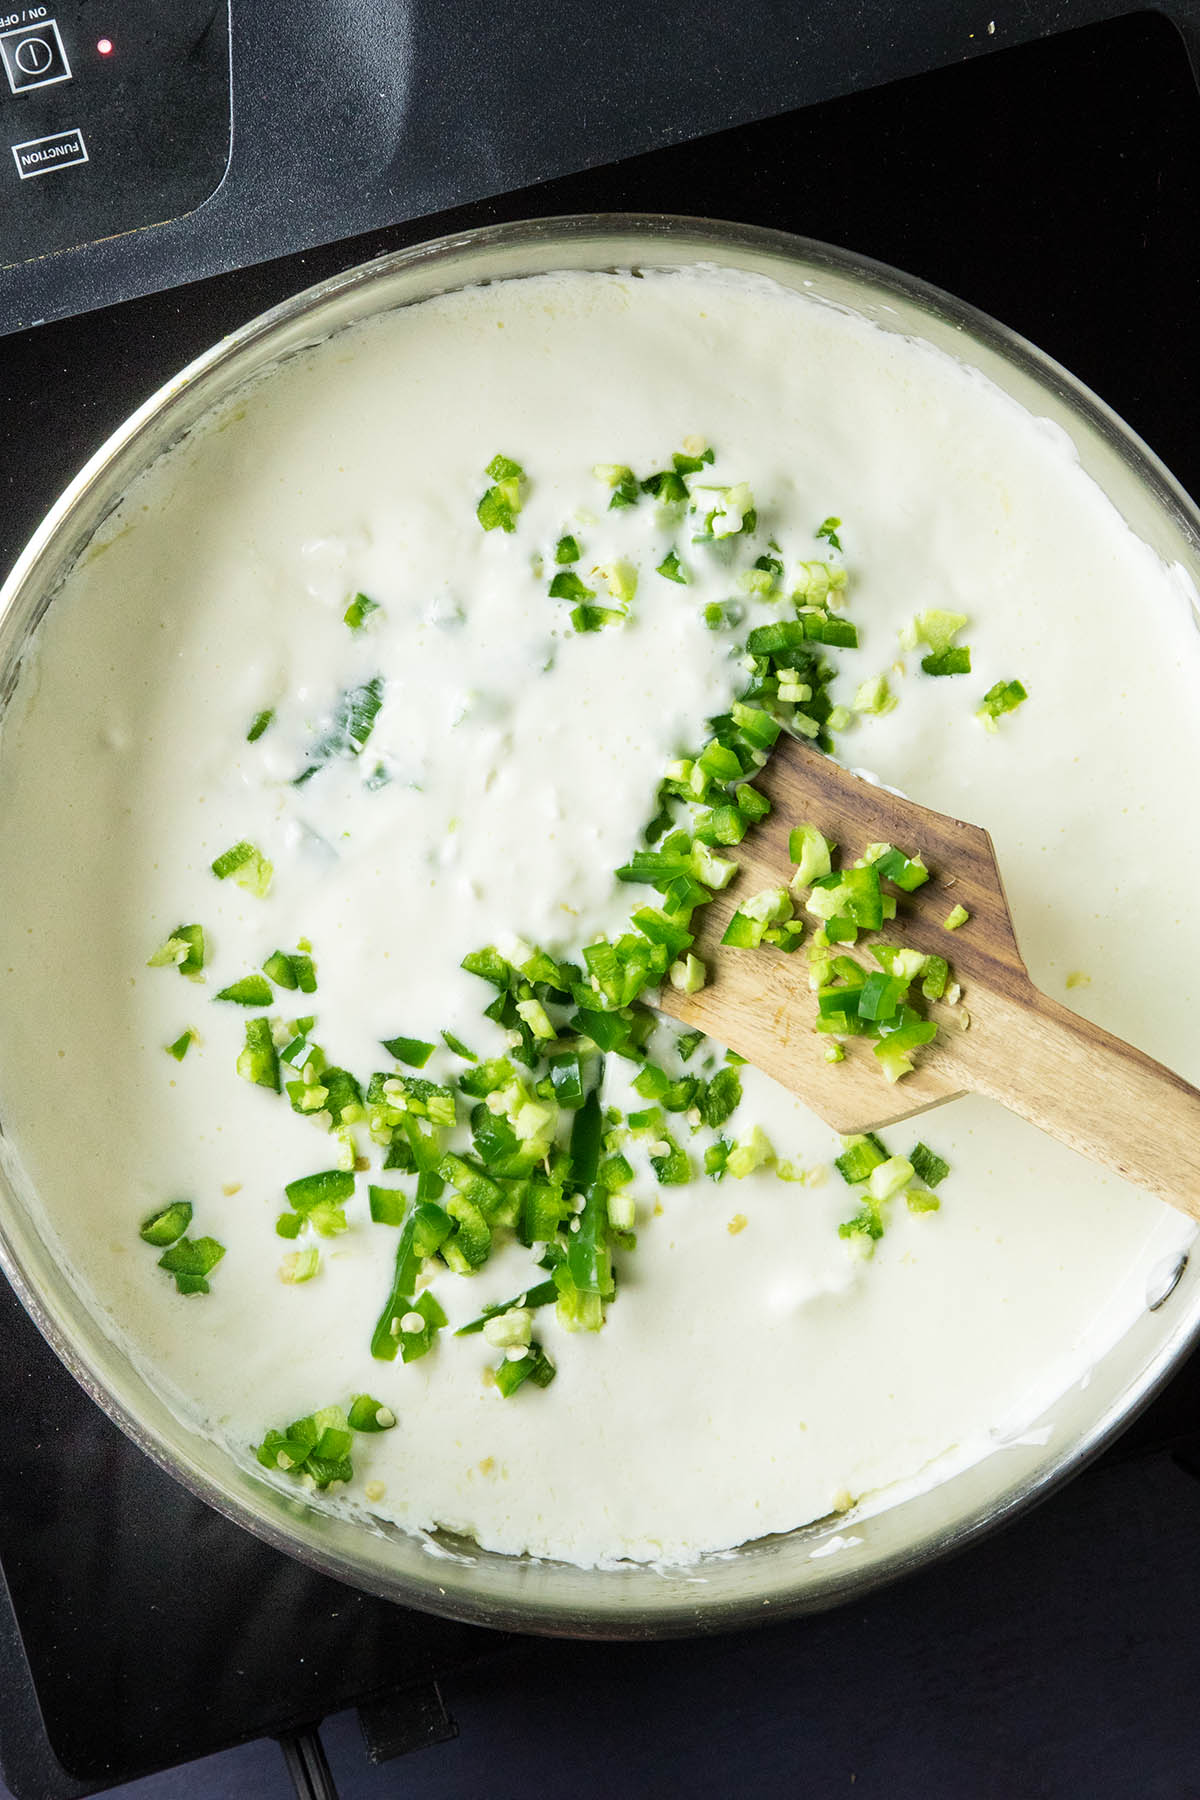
<box><xmin>659</xmin><ymin>732</ymin><xmax>1200</xmax><ymax>1221</ymax></box>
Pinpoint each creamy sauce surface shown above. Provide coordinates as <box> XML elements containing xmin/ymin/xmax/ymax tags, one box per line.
<box><xmin>0</xmin><ymin>268</ymin><xmax>1196</xmax><ymax>1566</ymax></box>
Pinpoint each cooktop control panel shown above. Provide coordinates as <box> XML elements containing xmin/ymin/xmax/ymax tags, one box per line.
<box><xmin>0</xmin><ymin>0</ymin><xmax>229</xmax><ymax>271</ymax></box>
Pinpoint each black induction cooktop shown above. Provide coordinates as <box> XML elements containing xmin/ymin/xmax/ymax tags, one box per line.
<box><xmin>1</xmin><ymin>0</ymin><xmax>1198</xmax><ymax>339</ymax></box>
<box><xmin>2</xmin><ymin>15</ymin><xmax>1200</xmax><ymax>1799</ymax></box>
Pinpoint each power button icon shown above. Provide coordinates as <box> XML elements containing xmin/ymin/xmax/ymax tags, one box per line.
<box><xmin>0</xmin><ymin>19</ymin><xmax>72</xmax><ymax>94</ymax></box>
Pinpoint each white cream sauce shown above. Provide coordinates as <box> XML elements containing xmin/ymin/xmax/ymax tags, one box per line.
<box><xmin>0</xmin><ymin>268</ymin><xmax>1196</xmax><ymax>1567</ymax></box>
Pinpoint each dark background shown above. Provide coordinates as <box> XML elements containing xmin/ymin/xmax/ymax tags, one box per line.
<box><xmin>4</xmin><ymin>0</ymin><xmax>1200</xmax><ymax>338</ymax></box>
<box><xmin>2</xmin><ymin>11</ymin><xmax>1200</xmax><ymax>1798</ymax></box>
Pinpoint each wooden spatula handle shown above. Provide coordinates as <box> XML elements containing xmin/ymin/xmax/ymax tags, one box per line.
<box><xmin>972</xmin><ymin>983</ymin><xmax>1200</xmax><ymax>1221</ymax></box>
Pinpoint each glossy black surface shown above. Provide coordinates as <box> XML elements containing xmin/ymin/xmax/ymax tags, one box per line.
<box><xmin>0</xmin><ymin>2</ymin><xmax>231</xmax><ymax>268</ymax></box>
<box><xmin>2</xmin><ymin>0</ymin><xmax>1199</xmax><ymax>335</ymax></box>
<box><xmin>1</xmin><ymin>13</ymin><xmax>1199</xmax><ymax>1797</ymax></box>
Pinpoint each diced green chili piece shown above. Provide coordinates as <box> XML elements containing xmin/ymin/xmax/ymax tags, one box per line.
<box><xmin>599</xmin><ymin>1152</ymin><xmax>635</xmax><ymax>1191</ymax></box>
<box><xmin>519</xmin><ymin>1183</ymin><xmax>571</xmax><ymax>1245</ymax></box>
<box><xmin>803</xmin><ymin>613</ymin><xmax>858</xmax><ymax>648</ymax></box>
<box><xmin>147</xmin><ymin>923</ymin><xmax>206</xmax><ymax>979</ymax></box>
<box><xmin>866</xmin><ymin>1154</ymin><xmax>915</xmax><ymax>1202</ymax></box>
<box><xmin>788</xmin><ymin>824</ymin><xmax>834</xmax><ymax>888</ymax></box>
<box><xmin>368</xmin><ymin>1185</ymin><xmax>407</xmax><ymax>1226</ymax></box>
<box><xmin>310</xmin><ymin>1066</ymin><xmax>359</xmax><ymax>1128</ymax></box>
<box><xmin>977</xmin><ymin>678</ymin><xmax>1028</xmax><ymax>728</ymax></box>
<box><xmin>370</xmin><ymin>1207</ymin><xmax>422</xmax><ymax>1360</ymax></box>
<box><xmin>593</xmin><ymin>463</ymin><xmax>639</xmax><ymax>508</ymax></box>
<box><xmin>139</xmin><ymin>1200</ymin><xmax>193</xmax><ymax>1247</ymax></box>
<box><xmin>746</xmin><ymin>619</ymin><xmax>807</xmax><ymax>655</ymax></box>
<box><xmin>807</xmin><ymin>866</ymin><xmax>882</xmax><ymax>931</ymax></box>
<box><xmin>697</xmin><ymin>740</ymin><xmax>743</xmax><ymax>784</ymax></box>
<box><xmin>211</xmin><ymin>846</ymin><xmax>255</xmax><ymax>882</ymax></box>
<box><xmin>246</xmin><ymin>708</ymin><xmax>274</xmax><ymax>743</ymax></box>
<box><xmin>389</xmin><ymin>1074</ymin><xmax>455</xmax><ymax>1126</ymax></box>
<box><xmin>570</xmin><ymin>603</ymin><xmax>624</xmax><ymax>632</ymax></box>
<box><xmin>906</xmin><ymin>609</ymin><xmax>968</xmax><ymax>654</ymax></box>
<box><xmin>852</xmin><ymin>673</ymin><xmax>894</xmax><ymax>716</ymax></box>
<box><xmin>724</xmin><ymin>1126</ymin><xmax>773</xmax><ymax>1179</ymax></box>
<box><xmin>816</xmin><ymin>516</ymin><xmax>843</xmax><ymax>552</ymax></box>
<box><xmin>348</xmin><ymin>1394</ymin><xmax>397</xmax><ymax>1433</ymax></box>
<box><xmin>237</xmin><ymin>1018</ymin><xmax>280</xmax><ymax>1092</ymax></box>
<box><xmin>211</xmin><ymin>841</ymin><xmax>273</xmax><ymax>896</ymax></box>
<box><xmin>633</xmin><ymin>1065</ymin><xmax>697</xmax><ymax>1112</ymax></box>
<box><xmin>157</xmin><ymin>1235</ymin><xmax>225</xmax><ymax>1296</ymax></box>
<box><xmin>705</xmin><ymin>1139</ymin><xmax>731</xmax><ymax>1180</ymax></box>
<box><xmin>689</xmin><ymin>480</ymin><xmax>755</xmax><ymax>540</ymax></box>
<box><xmin>442</xmin><ymin>1192</ymin><xmax>492</xmax><ymax>1271</ymax></box>
<box><xmin>343</xmin><ymin>593</ymin><xmax>380</xmax><ymax>630</ymax></box>
<box><xmin>944</xmin><ymin>904</ymin><xmax>970</xmax><ymax>930</ymax></box>
<box><xmin>173</xmin><ymin>925</ymin><xmax>207</xmax><ymax>979</ymax></box>
<box><xmin>215</xmin><ymin>974</ymin><xmax>274</xmax><ymax>1007</ymax></box>
<box><xmin>309</xmin><ymin>1200</ymin><xmax>350</xmax><ymax>1238</ymax></box>
<box><xmin>381</xmin><ymin>1034</ymin><xmax>435</xmax><ymax>1068</ymax></box>
<box><xmin>555</xmin><ymin>533</ymin><xmax>581</xmax><ymax>564</ymax></box>
<box><xmin>286</xmin><ymin>1169</ymin><xmax>355</xmax><ymax>1212</ymax></box>
<box><xmin>921</xmin><ymin>955</ymin><xmax>949</xmax><ymax>1001</ymax></box>
<box><xmin>722</xmin><ymin>886</ymin><xmax>793</xmax><ymax>950</ymax></box>
<box><xmin>922</xmin><ymin>647</ymin><xmax>972</xmax><ymax>677</ymax></box>
<box><xmin>410</xmin><ymin>1201</ymin><xmax>451</xmax><ymax>1257</ymax></box>
<box><xmin>457</xmin><ymin>1278</ymin><xmax>559</xmax><ymax>1336</ymax></box>
<box><xmin>870</xmin><ymin>945</ymin><xmax>925</xmax><ymax>981</ymax></box>
<box><xmin>477</xmin><ymin>455</ymin><xmax>526</xmax><ymax>532</ymax></box>
<box><xmin>728</xmin><ymin>703</ymin><xmax>780</xmax><ymax>752</ymax></box>
<box><xmin>865</xmin><ymin>844</ymin><xmax>930</xmax><ymax>891</ymax></box>
<box><xmin>616</xmin><ymin>849</ymin><xmax>688</xmax><ymax>885</ymax></box>
<box><xmin>279</xmin><ymin>1247</ymin><xmax>320</xmax><ymax>1283</ymax></box>
<box><xmin>699</xmin><ymin>1066</ymin><xmax>742</xmax><ymax>1130</ymax></box>
<box><xmin>548</xmin><ymin>570</ymin><xmax>595</xmax><ymax>602</ymax></box>
<box><xmin>546</xmin><ymin>1051</ymin><xmax>585</xmax><ymax>1111</ymax></box>
<box><xmin>564</xmin><ymin>1184</ymin><xmax>615</xmax><ymax>1309</ymax></box>
<box><xmin>735</xmin><ymin>784</ymin><xmax>770</xmax><ymax>823</ymax></box>
<box><xmin>263</xmin><ymin>950</ymin><xmax>298</xmax><ymax>989</ymax></box>
<box><xmin>396</xmin><ymin>1289</ymin><xmax>448</xmax><ymax>1364</ymax></box>
<box><xmin>835</xmin><ymin>1133</ymin><xmax>889</xmax><ymax>1184</ymax></box>
<box><xmin>494</xmin><ymin>1341</ymin><xmax>557</xmax><ymax>1396</ymax></box>
<box><xmin>631</xmin><ymin>906</ymin><xmax>694</xmax><ymax>959</ymax></box>
<box><xmin>293</xmin><ymin>676</ymin><xmax>384</xmax><ymax>785</ymax></box>
<box><xmin>693</xmin><ymin>804</ymin><xmax>748</xmax><ymax>847</ymax></box>
<box><xmin>874</xmin><ymin>1020</ymin><xmax>938</xmax><ymax>1081</ymax></box>
<box><xmin>909</xmin><ymin>1142</ymin><xmax>951</xmax><ymax>1188</ymax></box>
<box><xmin>839</xmin><ymin>1203</ymin><xmax>885</xmax><ymax>1247</ymax></box>
<box><xmin>568</xmin><ymin>1090</ymin><xmax>603</xmax><ymax>1194</ymax></box>
<box><xmin>656</xmin><ymin>548</ymin><xmax>688</xmax><ymax>584</ymax></box>
<box><xmin>648</xmin><ymin>1132</ymin><xmax>692</xmax><ymax>1185</ymax></box>
<box><xmin>256</xmin><ymin>1406</ymin><xmax>354</xmax><ymax>1487</ymax></box>
<box><xmin>641</xmin><ymin>467</ymin><xmax>689</xmax><ymax>503</ymax></box>
<box><xmin>165</xmin><ymin>1028</ymin><xmax>197</xmax><ymax>1062</ymax></box>
<box><xmin>856</xmin><ymin>971</ymin><xmax>908</xmax><ymax>1023</ymax></box>
<box><xmin>263</xmin><ymin>950</ymin><xmax>317</xmax><ymax>994</ymax></box>
<box><xmin>460</xmin><ymin>945</ymin><xmax>512</xmax><ymax>988</ymax></box>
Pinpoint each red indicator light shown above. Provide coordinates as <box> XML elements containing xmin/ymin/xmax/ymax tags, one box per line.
<box><xmin>97</xmin><ymin>37</ymin><xmax>113</xmax><ymax>56</ymax></box>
